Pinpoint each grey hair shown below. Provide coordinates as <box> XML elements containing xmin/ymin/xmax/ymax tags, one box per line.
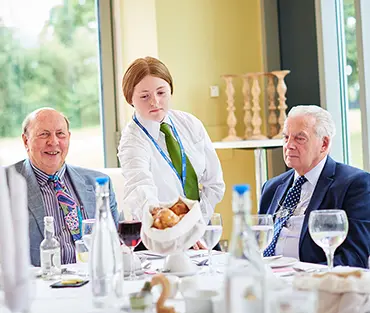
<box><xmin>287</xmin><ymin>105</ymin><xmax>336</xmax><ymax>139</ymax></box>
<box><xmin>22</xmin><ymin>107</ymin><xmax>70</xmax><ymax>136</ymax></box>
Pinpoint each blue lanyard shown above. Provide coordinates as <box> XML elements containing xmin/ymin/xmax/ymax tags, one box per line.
<box><xmin>132</xmin><ymin>115</ymin><xmax>187</xmax><ymax>195</ymax></box>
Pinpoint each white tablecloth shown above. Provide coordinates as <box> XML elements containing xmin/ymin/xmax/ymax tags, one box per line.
<box><xmin>1</xmin><ymin>252</ymin><xmax>325</xmax><ymax>313</ymax></box>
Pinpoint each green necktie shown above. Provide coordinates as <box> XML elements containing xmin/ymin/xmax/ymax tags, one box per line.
<box><xmin>160</xmin><ymin>123</ymin><xmax>200</xmax><ymax>200</ymax></box>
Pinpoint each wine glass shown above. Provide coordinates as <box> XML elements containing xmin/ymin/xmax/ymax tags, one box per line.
<box><xmin>118</xmin><ymin>211</ymin><xmax>142</xmax><ymax>280</ymax></box>
<box><xmin>308</xmin><ymin>210</ymin><xmax>348</xmax><ymax>271</ymax></box>
<box><xmin>81</xmin><ymin>218</ymin><xmax>95</xmax><ymax>250</ymax></box>
<box><xmin>202</xmin><ymin>213</ymin><xmax>223</xmax><ymax>274</ymax></box>
<box><xmin>249</xmin><ymin>214</ymin><xmax>274</xmax><ymax>254</ymax></box>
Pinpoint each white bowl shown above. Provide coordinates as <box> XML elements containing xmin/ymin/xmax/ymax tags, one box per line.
<box><xmin>183</xmin><ymin>289</ymin><xmax>220</xmax><ymax>313</ymax></box>
<box><xmin>163</xmin><ymin>252</ymin><xmax>197</xmax><ymax>273</ymax></box>
<box><xmin>179</xmin><ymin>276</ymin><xmax>199</xmax><ymax>296</ymax></box>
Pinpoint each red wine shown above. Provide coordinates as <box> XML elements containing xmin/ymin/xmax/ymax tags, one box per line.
<box><xmin>118</xmin><ymin>221</ymin><xmax>142</xmax><ymax>247</ymax></box>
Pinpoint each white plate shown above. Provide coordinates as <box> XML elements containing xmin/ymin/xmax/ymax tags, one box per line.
<box><xmin>124</xmin><ymin>269</ymin><xmax>145</xmax><ymax>277</ymax></box>
<box><xmin>268</xmin><ymin>257</ymin><xmax>298</xmax><ymax>268</ymax></box>
<box><xmin>263</xmin><ymin>255</ymin><xmax>283</xmax><ymax>262</ymax></box>
<box><xmin>135</xmin><ymin>251</ymin><xmax>165</xmax><ymax>260</ymax></box>
<box><xmin>159</xmin><ymin>268</ymin><xmax>200</xmax><ymax>277</ymax></box>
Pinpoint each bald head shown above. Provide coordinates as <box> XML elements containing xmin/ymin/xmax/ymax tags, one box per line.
<box><xmin>22</xmin><ymin>107</ymin><xmax>70</xmax><ymax>136</ymax></box>
<box><xmin>21</xmin><ymin>108</ymin><xmax>71</xmax><ymax>174</ymax></box>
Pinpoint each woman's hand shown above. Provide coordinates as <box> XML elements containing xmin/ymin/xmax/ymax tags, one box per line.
<box><xmin>192</xmin><ymin>240</ymin><xmax>207</xmax><ymax>250</ymax></box>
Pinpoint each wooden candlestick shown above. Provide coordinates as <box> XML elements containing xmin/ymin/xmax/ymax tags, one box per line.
<box><xmin>271</xmin><ymin>70</ymin><xmax>290</xmax><ymax>139</ymax></box>
<box><xmin>221</xmin><ymin>75</ymin><xmax>241</xmax><ymax>141</ymax></box>
<box><xmin>250</xmin><ymin>74</ymin><xmax>267</xmax><ymax>140</ymax></box>
<box><xmin>266</xmin><ymin>74</ymin><xmax>278</xmax><ymax>138</ymax></box>
<box><xmin>242</xmin><ymin>75</ymin><xmax>253</xmax><ymax>139</ymax></box>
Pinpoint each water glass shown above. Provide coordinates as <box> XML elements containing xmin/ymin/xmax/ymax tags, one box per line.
<box><xmin>75</xmin><ymin>239</ymin><xmax>89</xmax><ymax>264</ymax></box>
<box><xmin>249</xmin><ymin>214</ymin><xmax>274</xmax><ymax>253</ymax></box>
<box><xmin>308</xmin><ymin>209</ymin><xmax>348</xmax><ymax>270</ymax></box>
<box><xmin>202</xmin><ymin>213</ymin><xmax>223</xmax><ymax>274</ymax></box>
<box><xmin>81</xmin><ymin>218</ymin><xmax>95</xmax><ymax>250</ymax></box>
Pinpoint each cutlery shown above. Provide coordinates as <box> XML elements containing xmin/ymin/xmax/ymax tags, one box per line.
<box><xmin>192</xmin><ymin>258</ymin><xmax>209</xmax><ymax>266</ymax></box>
<box><xmin>142</xmin><ymin>261</ymin><xmax>152</xmax><ymax>270</ymax></box>
<box><xmin>292</xmin><ymin>266</ymin><xmax>321</xmax><ymax>273</ymax></box>
<box><xmin>263</xmin><ymin>255</ymin><xmax>283</xmax><ymax>262</ymax></box>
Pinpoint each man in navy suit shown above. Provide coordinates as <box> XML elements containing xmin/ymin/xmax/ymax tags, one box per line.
<box><xmin>11</xmin><ymin>108</ymin><xmax>118</xmax><ymax>266</ymax></box>
<box><xmin>260</xmin><ymin>105</ymin><xmax>370</xmax><ymax>268</ymax></box>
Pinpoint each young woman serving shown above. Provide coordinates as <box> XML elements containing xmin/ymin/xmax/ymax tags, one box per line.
<box><xmin>118</xmin><ymin>57</ymin><xmax>225</xmax><ymax>250</ymax></box>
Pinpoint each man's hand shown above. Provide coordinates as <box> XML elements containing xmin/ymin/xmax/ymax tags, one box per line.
<box><xmin>192</xmin><ymin>240</ymin><xmax>207</xmax><ymax>250</ymax></box>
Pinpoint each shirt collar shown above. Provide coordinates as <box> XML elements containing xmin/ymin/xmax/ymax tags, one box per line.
<box><xmin>294</xmin><ymin>155</ymin><xmax>327</xmax><ymax>187</ymax></box>
<box><xmin>31</xmin><ymin>162</ymin><xmax>67</xmax><ymax>186</ymax></box>
<box><xmin>135</xmin><ymin>111</ymin><xmax>171</xmax><ymax>140</ymax></box>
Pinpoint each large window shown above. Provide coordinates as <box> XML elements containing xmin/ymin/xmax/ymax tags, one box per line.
<box><xmin>343</xmin><ymin>0</ymin><xmax>363</xmax><ymax>168</ymax></box>
<box><xmin>316</xmin><ymin>0</ymin><xmax>370</xmax><ymax>170</ymax></box>
<box><xmin>0</xmin><ymin>0</ymin><xmax>117</xmax><ymax>168</ymax></box>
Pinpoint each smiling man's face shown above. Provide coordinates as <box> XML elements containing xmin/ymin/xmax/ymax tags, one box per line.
<box><xmin>22</xmin><ymin>109</ymin><xmax>71</xmax><ymax>175</ymax></box>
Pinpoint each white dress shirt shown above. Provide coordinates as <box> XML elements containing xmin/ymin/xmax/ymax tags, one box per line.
<box><xmin>117</xmin><ymin>109</ymin><xmax>225</xmax><ymax>221</ymax></box>
<box><xmin>275</xmin><ymin>156</ymin><xmax>327</xmax><ymax>258</ymax></box>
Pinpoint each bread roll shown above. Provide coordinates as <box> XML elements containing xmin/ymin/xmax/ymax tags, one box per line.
<box><xmin>169</xmin><ymin>200</ymin><xmax>189</xmax><ymax>216</ymax></box>
<box><xmin>151</xmin><ymin>207</ymin><xmax>161</xmax><ymax>217</ymax></box>
<box><xmin>152</xmin><ymin>208</ymin><xmax>180</xmax><ymax>229</ymax></box>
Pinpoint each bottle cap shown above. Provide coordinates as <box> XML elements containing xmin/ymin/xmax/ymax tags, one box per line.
<box><xmin>44</xmin><ymin>216</ymin><xmax>54</xmax><ymax>223</ymax></box>
<box><xmin>96</xmin><ymin>177</ymin><xmax>109</xmax><ymax>185</ymax></box>
<box><xmin>233</xmin><ymin>184</ymin><xmax>250</xmax><ymax>195</ymax></box>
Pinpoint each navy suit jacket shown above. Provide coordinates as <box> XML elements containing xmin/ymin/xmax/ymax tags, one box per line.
<box><xmin>259</xmin><ymin>156</ymin><xmax>370</xmax><ymax>268</ymax></box>
<box><xmin>12</xmin><ymin>159</ymin><xmax>119</xmax><ymax>266</ymax></box>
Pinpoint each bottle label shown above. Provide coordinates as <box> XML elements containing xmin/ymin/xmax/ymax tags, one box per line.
<box><xmin>41</xmin><ymin>248</ymin><xmax>61</xmax><ymax>274</ymax></box>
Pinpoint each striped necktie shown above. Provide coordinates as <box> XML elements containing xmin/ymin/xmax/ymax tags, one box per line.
<box><xmin>160</xmin><ymin>123</ymin><xmax>200</xmax><ymax>200</ymax></box>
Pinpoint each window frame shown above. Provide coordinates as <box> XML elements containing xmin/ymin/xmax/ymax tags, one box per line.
<box><xmin>354</xmin><ymin>0</ymin><xmax>370</xmax><ymax>171</ymax></box>
<box><xmin>97</xmin><ymin>0</ymin><xmax>119</xmax><ymax>167</ymax></box>
<box><xmin>315</xmin><ymin>0</ymin><xmax>370</xmax><ymax>170</ymax></box>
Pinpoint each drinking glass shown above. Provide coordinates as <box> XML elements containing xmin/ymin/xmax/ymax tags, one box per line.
<box><xmin>81</xmin><ymin>218</ymin><xmax>95</xmax><ymax>250</ymax></box>
<box><xmin>249</xmin><ymin>214</ymin><xmax>274</xmax><ymax>254</ymax></box>
<box><xmin>118</xmin><ymin>211</ymin><xmax>142</xmax><ymax>280</ymax></box>
<box><xmin>308</xmin><ymin>210</ymin><xmax>348</xmax><ymax>271</ymax></box>
<box><xmin>75</xmin><ymin>239</ymin><xmax>89</xmax><ymax>264</ymax></box>
<box><xmin>271</xmin><ymin>286</ymin><xmax>317</xmax><ymax>313</ymax></box>
<box><xmin>202</xmin><ymin>213</ymin><xmax>223</xmax><ymax>274</ymax></box>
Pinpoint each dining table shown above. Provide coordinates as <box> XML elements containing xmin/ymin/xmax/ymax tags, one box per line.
<box><xmin>1</xmin><ymin>251</ymin><xmax>328</xmax><ymax>313</ymax></box>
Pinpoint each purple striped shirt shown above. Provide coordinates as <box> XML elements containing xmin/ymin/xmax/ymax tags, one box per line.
<box><xmin>31</xmin><ymin>163</ymin><xmax>87</xmax><ymax>264</ymax></box>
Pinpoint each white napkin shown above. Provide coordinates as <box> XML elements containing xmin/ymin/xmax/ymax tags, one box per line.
<box><xmin>293</xmin><ymin>269</ymin><xmax>370</xmax><ymax>313</ymax></box>
<box><xmin>141</xmin><ymin>197</ymin><xmax>206</xmax><ymax>254</ymax></box>
<box><xmin>0</xmin><ymin>166</ymin><xmax>31</xmax><ymax>312</ymax></box>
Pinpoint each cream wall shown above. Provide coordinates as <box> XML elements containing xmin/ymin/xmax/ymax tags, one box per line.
<box><xmin>115</xmin><ymin>0</ymin><xmax>159</xmax><ymax>132</ymax></box>
<box><xmin>117</xmin><ymin>0</ymin><xmax>265</xmax><ymax>241</ymax></box>
<box><xmin>155</xmin><ymin>0</ymin><xmax>265</xmax><ymax>240</ymax></box>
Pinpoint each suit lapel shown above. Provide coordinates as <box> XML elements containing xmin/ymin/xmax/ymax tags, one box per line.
<box><xmin>299</xmin><ymin>157</ymin><xmax>336</xmax><ymax>245</ymax></box>
<box><xmin>268</xmin><ymin>172</ymin><xmax>294</xmax><ymax>216</ymax></box>
<box><xmin>66</xmin><ymin>166</ymin><xmax>95</xmax><ymax>218</ymax></box>
<box><xmin>22</xmin><ymin>160</ymin><xmax>45</xmax><ymax>236</ymax></box>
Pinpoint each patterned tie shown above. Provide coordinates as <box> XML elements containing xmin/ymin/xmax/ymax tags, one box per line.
<box><xmin>49</xmin><ymin>175</ymin><xmax>82</xmax><ymax>241</ymax></box>
<box><xmin>160</xmin><ymin>123</ymin><xmax>200</xmax><ymax>200</ymax></box>
<box><xmin>263</xmin><ymin>175</ymin><xmax>307</xmax><ymax>257</ymax></box>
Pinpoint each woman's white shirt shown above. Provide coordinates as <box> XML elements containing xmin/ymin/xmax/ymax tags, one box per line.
<box><xmin>117</xmin><ymin>109</ymin><xmax>225</xmax><ymax>221</ymax></box>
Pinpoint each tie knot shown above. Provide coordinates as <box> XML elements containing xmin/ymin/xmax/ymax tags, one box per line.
<box><xmin>294</xmin><ymin>175</ymin><xmax>307</xmax><ymax>188</ymax></box>
<box><xmin>48</xmin><ymin>174</ymin><xmax>59</xmax><ymax>183</ymax></box>
<box><xmin>160</xmin><ymin>122</ymin><xmax>172</xmax><ymax>136</ymax></box>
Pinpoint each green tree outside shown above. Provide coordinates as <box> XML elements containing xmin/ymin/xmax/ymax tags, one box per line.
<box><xmin>0</xmin><ymin>0</ymin><xmax>100</xmax><ymax>138</ymax></box>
